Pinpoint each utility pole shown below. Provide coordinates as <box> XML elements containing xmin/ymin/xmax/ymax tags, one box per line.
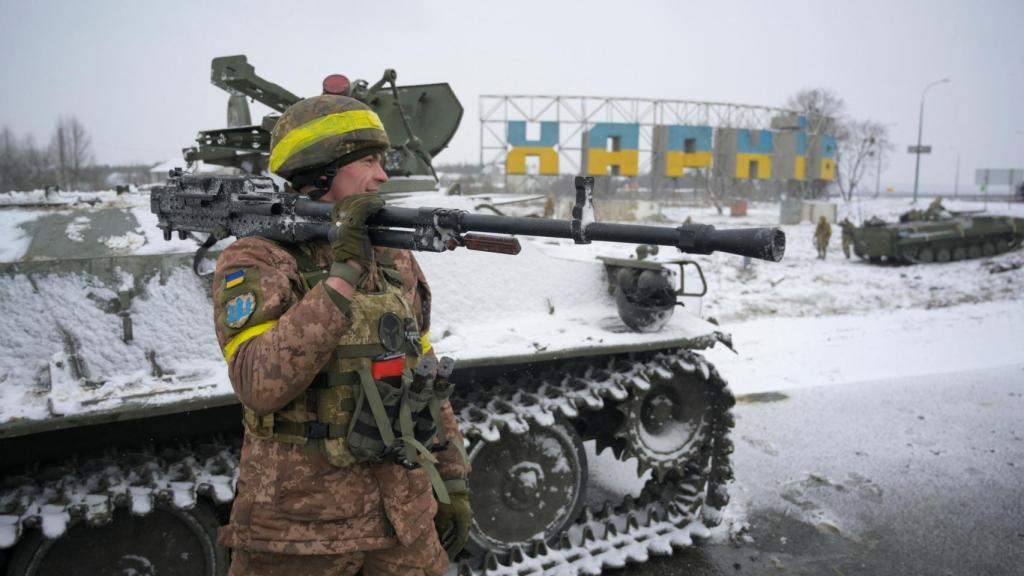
<box><xmin>911</xmin><ymin>78</ymin><xmax>950</xmax><ymax>204</ymax></box>
<box><xmin>875</xmin><ymin>139</ymin><xmax>882</xmax><ymax>198</ymax></box>
<box><xmin>954</xmin><ymin>149</ymin><xmax>960</xmax><ymax>199</ymax></box>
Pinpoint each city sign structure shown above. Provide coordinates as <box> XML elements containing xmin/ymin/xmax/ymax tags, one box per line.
<box><xmin>480</xmin><ymin>95</ymin><xmax>837</xmax><ymax>186</ymax></box>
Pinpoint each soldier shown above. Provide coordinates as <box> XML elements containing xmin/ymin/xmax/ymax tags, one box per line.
<box><xmin>839</xmin><ymin>217</ymin><xmax>856</xmax><ymax>259</ymax></box>
<box><xmin>813</xmin><ymin>215</ymin><xmax>832</xmax><ymax>259</ymax></box>
<box><xmin>213</xmin><ymin>92</ymin><xmax>470</xmax><ymax>575</ymax></box>
<box><xmin>925</xmin><ymin>196</ymin><xmax>946</xmax><ymax>220</ymax></box>
<box><xmin>543</xmin><ymin>193</ymin><xmax>556</xmax><ymax>218</ymax></box>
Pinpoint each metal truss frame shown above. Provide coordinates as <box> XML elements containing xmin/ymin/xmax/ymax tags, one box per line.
<box><xmin>479</xmin><ymin>94</ymin><xmax>799</xmax><ymax>176</ymax></box>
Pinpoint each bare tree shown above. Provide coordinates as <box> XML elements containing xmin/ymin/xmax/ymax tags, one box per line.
<box><xmin>785</xmin><ymin>88</ymin><xmax>846</xmax><ymax>199</ymax></box>
<box><xmin>0</xmin><ymin>127</ymin><xmax>55</xmax><ymax>192</ymax></box>
<box><xmin>50</xmin><ymin>116</ymin><xmax>93</xmax><ymax>191</ymax></box>
<box><xmin>785</xmin><ymin>88</ymin><xmax>846</xmax><ymax>138</ymax></box>
<box><xmin>835</xmin><ymin>120</ymin><xmax>891</xmax><ymax>202</ymax></box>
<box><xmin>0</xmin><ymin>126</ymin><xmax>16</xmax><ymax>191</ymax></box>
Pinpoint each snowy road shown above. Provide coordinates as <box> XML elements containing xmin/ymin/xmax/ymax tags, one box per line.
<box><xmin>608</xmin><ymin>363</ymin><xmax>1024</xmax><ymax>575</ymax></box>
<box><xmin>695</xmin><ymin>297</ymin><xmax>1024</xmax><ymax>572</ymax></box>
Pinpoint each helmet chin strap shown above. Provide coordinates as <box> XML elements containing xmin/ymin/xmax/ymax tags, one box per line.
<box><xmin>296</xmin><ymin>146</ymin><xmax>383</xmax><ymax>201</ymax></box>
<box><xmin>306</xmin><ymin>166</ymin><xmax>339</xmax><ymax>201</ymax></box>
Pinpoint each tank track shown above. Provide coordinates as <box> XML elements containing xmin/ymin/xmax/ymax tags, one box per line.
<box><xmin>0</xmin><ymin>441</ymin><xmax>239</xmax><ymax>550</ymax></box>
<box><xmin>0</xmin><ymin>348</ymin><xmax>736</xmax><ymax>576</ymax></box>
<box><xmin>452</xmin><ymin>348</ymin><xmax>735</xmax><ymax>575</ymax></box>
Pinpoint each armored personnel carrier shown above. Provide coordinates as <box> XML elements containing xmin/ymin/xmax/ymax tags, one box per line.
<box><xmin>851</xmin><ymin>205</ymin><xmax>1024</xmax><ymax>264</ymax></box>
<box><xmin>0</xmin><ymin>57</ymin><xmax>769</xmax><ymax>575</ymax></box>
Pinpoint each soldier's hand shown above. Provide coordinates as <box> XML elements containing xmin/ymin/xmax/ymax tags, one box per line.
<box><xmin>435</xmin><ymin>486</ymin><xmax>471</xmax><ymax>560</ymax></box>
<box><xmin>330</xmin><ymin>194</ymin><xmax>385</xmax><ymax>269</ymax></box>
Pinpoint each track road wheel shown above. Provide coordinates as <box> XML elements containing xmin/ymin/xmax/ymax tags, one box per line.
<box><xmin>936</xmin><ymin>247</ymin><xmax>952</xmax><ymax>263</ymax></box>
<box><xmin>465</xmin><ymin>418</ymin><xmax>587</xmax><ymax>558</ymax></box>
<box><xmin>918</xmin><ymin>247</ymin><xmax>935</xmax><ymax>263</ymax></box>
<box><xmin>968</xmin><ymin>244</ymin><xmax>982</xmax><ymax>259</ymax></box>
<box><xmin>996</xmin><ymin>238</ymin><xmax>1009</xmax><ymax>253</ymax></box>
<box><xmin>618</xmin><ymin>355</ymin><xmax>712</xmax><ymax>482</ymax></box>
<box><xmin>5</xmin><ymin>502</ymin><xmax>227</xmax><ymax>576</ymax></box>
<box><xmin>982</xmin><ymin>242</ymin><xmax>996</xmax><ymax>257</ymax></box>
<box><xmin>952</xmin><ymin>246</ymin><xmax>967</xmax><ymax>261</ymax></box>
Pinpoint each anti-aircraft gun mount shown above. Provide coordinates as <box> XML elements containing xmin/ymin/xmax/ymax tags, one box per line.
<box><xmin>182</xmin><ymin>55</ymin><xmax>463</xmax><ymax>192</ymax></box>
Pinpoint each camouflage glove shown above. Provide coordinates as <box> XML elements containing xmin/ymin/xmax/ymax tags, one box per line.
<box><xmin>330</xmin><ymin>193</ymin><xmax>385</xmax><ymax>270</ymax></box>
<box><xmin>434</xmin><ymin>479</ymin><xmax>471</xmax><ymax>560</ymax></box>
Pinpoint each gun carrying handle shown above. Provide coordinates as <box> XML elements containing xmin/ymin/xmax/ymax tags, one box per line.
<box><xmin>668</xmin><ymin>259</ymin><xmax>708</xmax><ymax>298</ymax></box>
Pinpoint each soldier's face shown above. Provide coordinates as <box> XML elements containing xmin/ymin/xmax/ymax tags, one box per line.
<box><xmin>321</xmin><ymin>152</ymin><xmax>388</xmax><ymax>202</ymax></box>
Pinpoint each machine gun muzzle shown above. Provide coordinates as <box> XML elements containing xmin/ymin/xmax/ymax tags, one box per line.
<box><xmin>673</xmin><ymin>223</ymin><xmax>786</xmax><ymax>262</ymax></box>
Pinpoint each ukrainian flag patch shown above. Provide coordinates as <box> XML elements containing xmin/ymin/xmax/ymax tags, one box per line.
<box><xmin>225</xmin><ymin>269</ymin><xmax>245</xmax><ymax>289</ymax></box>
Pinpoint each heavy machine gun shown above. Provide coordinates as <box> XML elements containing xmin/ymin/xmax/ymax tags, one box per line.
<box><xmin>151</xmin><ymin>172</ymin><xmax>785</xmax><ymax>270</ymax></box>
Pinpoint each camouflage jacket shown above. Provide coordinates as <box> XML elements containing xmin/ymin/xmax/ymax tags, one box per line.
<box><xmin>212</xmin><ymin>237</ymin><xmax>468</xmax><ymax>555</ymax></box>
<box><xmin>814</xmin><ymin>220</ymin><xmax>832</xmax><ymax>244</ymax></box>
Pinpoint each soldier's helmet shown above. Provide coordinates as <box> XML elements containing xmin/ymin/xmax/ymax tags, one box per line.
<box><xmin>269</xmin><ymin>94</ymin><xmax>390</xmax><ymax>182</ymax></box>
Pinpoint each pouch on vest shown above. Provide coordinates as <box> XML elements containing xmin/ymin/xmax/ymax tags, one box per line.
<box><xmin>347</xmin><ymin>365</ymin><xmax>405</xmax><ymax>462</ymax></box>
<box><xmin>318</xmin><ymin>378</ymin><xmax>358</xmax><ymax>468</ymax></box>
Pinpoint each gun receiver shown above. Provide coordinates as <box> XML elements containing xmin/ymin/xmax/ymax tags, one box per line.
<box><xmin>151</xmin><ymin>172</ymin><xmax>785</xmax><ymax>269</ymax></box>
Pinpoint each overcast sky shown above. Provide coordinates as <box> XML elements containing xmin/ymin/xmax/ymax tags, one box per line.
<box><xmin>1</xmin><ymin>0</ymin><xmax>1021</xmax><ymax>191</ymax></box>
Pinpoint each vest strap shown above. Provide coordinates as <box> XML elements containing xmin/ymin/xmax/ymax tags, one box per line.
<box><xmin>428</xmin><ymin>398</ymin><xmax>449</xmax><ymax>448</ymax></box>
<box><xmin>357</xmin><ymin>368</ymin><xmax>396</xmax><ymax>448</ymax></box>
<box><xmin>273</xmin><ymin>420</ymin><xmax>350</xmax><ymax>439</ymax></box>
<box><xmin>330</xmin><ymin>261</ymin><xmax>364</xmax><ymax>286</ymax></box>
<box><xmin>335</xmin><ymin>344</ymin><xmax>388</xmax><ymax>359</ymax></box>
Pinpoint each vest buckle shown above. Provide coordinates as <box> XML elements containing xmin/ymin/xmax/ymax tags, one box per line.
<box><xmin>304</xmin><ymin>421</ymin><xmax>330</xmax><ymax>439</ymax></box>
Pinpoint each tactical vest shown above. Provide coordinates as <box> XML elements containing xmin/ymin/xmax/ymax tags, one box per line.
<box><xmin>241</xmin><ymin>243</ymin><xmax>455</xmax><ymax>502</ymax></box>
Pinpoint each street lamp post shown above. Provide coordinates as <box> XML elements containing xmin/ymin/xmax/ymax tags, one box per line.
<box><xmin>875</xmin><ymin>138</ymin><xmax>883</xmax><ymax>198</ymax></box>
<box><xmin>953</xmin><ymin>148</ymin><xmax>960</xmax><ymax>199</ymax></box>
<box><xmin>912</xmin><ymin>78</ymin><xmax>950</xmax><ymax>204</ymax></box>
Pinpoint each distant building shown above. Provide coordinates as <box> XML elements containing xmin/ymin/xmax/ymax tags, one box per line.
<box><xmin>148</xmin><ymin>159</ymin><xmax>236</xmax><ymax>184</ymax></box>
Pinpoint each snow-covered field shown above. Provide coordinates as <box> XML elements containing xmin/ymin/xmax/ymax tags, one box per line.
<box><xmin>586</xmin><ymin>195</ymin><xmax>1024</xmax><ymax>556</ymax></box>
<box><xmin>672</xmin><ymin>197</ymin><xmax>1024</xmax><ymax>395</ymax></box>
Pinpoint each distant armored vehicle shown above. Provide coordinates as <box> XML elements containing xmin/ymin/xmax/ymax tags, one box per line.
<box><xmin>851</xmin><ymin>208</ymin><xmax>1024</xmax><ymax>263</ymax></box>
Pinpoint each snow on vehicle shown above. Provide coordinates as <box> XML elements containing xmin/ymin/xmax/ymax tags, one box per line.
<box><xmin>0</xmin><ymin>57</ymin><xmax>784</xmax><ymax>575</ymax></box>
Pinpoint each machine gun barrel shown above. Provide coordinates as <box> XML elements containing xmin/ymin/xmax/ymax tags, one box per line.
<box><xmin>152</xmin><ymin>173</ymin><xmax>784</xmax><ymax>263</ymax></box>
<box><xmin>353</xmin><ymin>206</ymin><xmax>785</xmax><ymax>262</ymax></box>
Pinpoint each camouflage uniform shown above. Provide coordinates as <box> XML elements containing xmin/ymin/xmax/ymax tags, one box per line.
<box><xmin>813</xmin><ymin>216</ymin><xmax>832</xmax><ymax>260</ymax></box>
<box><xmin>925</xmin><ymin>197</ymin><xmax>946</xmax><ymax>220</ymax></box>
<box><xmin>839</xmin><ymin>218</ymin><xmax>856</xmax><ymax>259</ymax></box>
<box><xmin>213</xmin><ymin>237</ymin><xmax>466</xmax><ymax>575</ymax></box>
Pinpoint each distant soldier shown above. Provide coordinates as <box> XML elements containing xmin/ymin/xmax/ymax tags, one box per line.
<box><xmin>814</xmin><ymin>215</ymin><xmax>832</xmax><ymax>260</ymax></box>
<box><xmin>543</xmin><ymin>193</ymin><xmax>555</xmax><ymax>218</ymax></box>
<box><xmin>925</xmin><ymin>196</ymin><xmax>947</xmax><ymax>220</ymax></box>
<box><xmin>839</xmin><ymin>218</ymin><xmax>856</xmax><ymax>259</ymax></box>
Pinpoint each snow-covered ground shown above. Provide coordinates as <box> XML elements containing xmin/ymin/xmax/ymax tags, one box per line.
<box><xmin>582</xmin><ymin>195</ymin><xmax>1024</xmax><ymax>563</ymax></box>
<box><xmin>1</xmin><ymin>187</ymin><xmax>1022</xmax><ymax>571</ymax></box>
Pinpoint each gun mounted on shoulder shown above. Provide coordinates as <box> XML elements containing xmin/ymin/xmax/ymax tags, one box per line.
<box><xmin>150</xmin><ymin>171</ymin><xmax>785</xmax><ymax>272</ymax></box>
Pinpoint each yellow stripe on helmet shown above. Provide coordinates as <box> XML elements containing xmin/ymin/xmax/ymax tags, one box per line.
<box><xmin>223</xmin><ymin>320</ymin><xmax>279</xmax><ymax>362</ymax></box>
<box><xmin>269</xmin><ymin>110</ymin><xmax>386</xmax><ymax>173</ymax></box>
